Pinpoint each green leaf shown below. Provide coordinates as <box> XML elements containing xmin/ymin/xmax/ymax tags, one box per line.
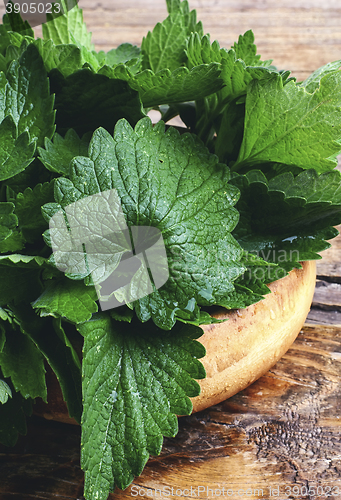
<box><xmin>0</xmin><ymin>325</ymin><xmax>6</xmax><ymax>353</ymax></box>
<box><xmin>24</xmin><ymin>37</ymin><xmax>101</xmax><ymax>77</ymax></box>
<box><xmin>4</xmin><ymin>44</ymin><xmax>20</xmax><ymax>67</ymax></box>
<box><xmin>49</xmin><ymin>68</ymin><xmax>144</xmax><ymax>136</ymax></box>
<box><xmin>0</xmin><ymin>372</ymin><xmax>32</xmax><ymax>446</ymax></box>
<box><xmin>130</xmin><ymin>63</ymin><xmax>224</xmax><ymax>107</ymax></box>
<box><xmin>0</xmin><ymin>116</ymin><xmax>35</xmax><ymax>182</ymax></box>
<box><xmin>233</xmin><ymin>72</ymin><xmax>341</xmax><ymax>172</ymax></box>
<box><xmin>32</xmin><ymin>278</ymin><xmax>98</xmax><ymax>324</ymax></box>
<box><xmin>0</xmin><ymin>201</ymin><xmax>17</xmax><ymax>242</ymax></box>
<box><xmin>186</xmin><ymin>32</ymin><xmax>276</xmax><ymax>101</ymax></box>
<box><xmin>0</xmin><ymin>308</ymin><xmax>8</xmax><ymax>322</ymax></box>
<box><xmin>174</xmin><ymin>300</ymin><xmax>227</xmax><ymax>326</ymax></box>
<box><xmin>1</xmin><ymin>44</ymin><xmax>55</xmax><ymax>148</ymax></box>
<box><xmin>4</xmin><ymin>38</ymin><xmax>26</xmax><ymax>63</ymax></box>
<box><xmin>232</xmin><ymin>30</ymin><xmax>261</xmax><ymax>66</ymax></box>
<box><xmin>0</xmin><ymin>253</ymin><xmax>46</xmax><ymax>266</ymax></box>
<box><xmin>45</xmin><ymin>118</ymin><xmax>244</xmax><ymax>330</ymax></box>
<box><xmin>12</xmin><ymin>181</ymin><xmax>54</xmax><ymax>243</ymax></box>
<box><xmin>10</xmin><ymin>303</ymin><xmax>82</xmax><ymax>423</ymax></box>
<box><xmin>198</xmin><ymin>310</ymin><xmax>227</xmax><ymax>325</ymax></box>
<box><xmin>52</xmin><ymin>317</ymin><xmax>81</xmax><ymax>372</ymax></box>
<box><xmin>0</xmin><ymin>306</ymin><xmax>20</xmax><ymax>333</ymax></box>
<box><xmin>300</xmin><ymin>60</ymin><xmax>341</xmax><ymax>93</ymax></box>
<box><xmin>214</xmin><ymin>98</ymin><xmax>245</xmax><ymax>164</ymax></box>
<box><xmin>185</xmin><ymin>32</ymin><xmax>278</xmax><ymax>143</ymax></box>
<box><xmin>141</xmin><ymin>0</ymin><xmax>202</xmax><ymax>72</ymax></box>
<box><xmin>109</xmin><ymin>306</ymin><xmax>134</xmax><ymax>323</ymax></box>
<box><xmin>100</xmin><ymin>43</ymin><xmax>141</xmax><ymax>67</ymax></box>
<box><xmin>0</xmin><ymin>230</ymin><xmax>25</xmax><ymax>253</ymax></box>
<box><xmin>0</xmin><ymin>53</ymin><xmax>6</xmax><ymax>72</ymax></box>
<box><xmin>39</xmin><ymin>129</ymin><xmax>90</xmax><ymax>175</ymax></box>
<box><xmin>166</xmin><ymin>0</ymin><xmax>182</xmax><ymax>13</ymax></box>
<box><xmin>0</xmin><ymin>254</ymin><xmax>45</xmax><ymax>306</ymax></box>
<box><xmin>0</xmin><ymin>378</ymin><xmax>12</xmax><ymax>404</ymax></box>
<box><xmin>1</xmin><ymin>156</ymin><xmax>51</xmax><ymax>194</ymax></box>
<box><xmin>42</xmin><ymin>0</ymin><xmax>93</xmax><ymax>51</ymax></box>
<box><xmin>232</xmin><ymin>168</ymin><xmax>341</xmax><ymax>233</ymax></box>
<box><xmin>230</xmin><ymin>168</ymin><xmax>341</xmax><ymax>272</ymax></box>
<box><xmin>2</xmin><ymin>2</ymin><xmax>34</xmax><ymax>37</ymax></box>
<box><xmin>0</xmin><ymin>21</ymin><xmax>32</xmax><ymax>64</ymax></box>
<box><xmin>78</xmin><ymin>313</ymin><xmax>205</xmax><ymax>498</ymax></box>
<box><xmin>0</xmin><ymin>25</ymin><xmax>12</xmax><ymax>56</ymax></box>
<box><xmin>0</xmin><ymin>200</ymin><xmax>26</xmax><ymax>254</ymax></box>
<box><xmin>34</xmin><ymin>38</ymin><xmax>83</xmax><ymax>77</ymax></box>
<box><xmin>218</xmin><ymin>251</ymin><xmax>274</xmax><ymax>308</ymax></box>
<box><xmin>81</xmin><ymin>48</ymin><xmax>102</xmax><ymax>71</ymax></box>
<box><xmin>220</xmin><ymin>282</ymin><xmax>268</xmax><ymax>309</ymax></box>
<box><xmin>0</xmin><ymin>327</ymin><xmax>47</xmax><ymax>400</ymax></box>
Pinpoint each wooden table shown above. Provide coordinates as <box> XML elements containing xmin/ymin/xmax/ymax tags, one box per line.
<box><xmin>1</xmin><ymin>1</ymin><xmax>341</xmax><ymax>499</ymax></box>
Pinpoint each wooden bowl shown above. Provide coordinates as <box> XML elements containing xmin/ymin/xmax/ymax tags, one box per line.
<box><xmin>34</xmin><ymin>261</ymin><xmax>316</xmax><ymax>423</ymax></box>
<box><xmin>191</xmin><ymin>260</ymin><xmax>316</xmax><ymax>413</ymax></box>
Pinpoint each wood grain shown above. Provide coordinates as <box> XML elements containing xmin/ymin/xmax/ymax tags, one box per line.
<box><xmin>308</xmin><ymin>227</ymin><xmax>341</xmax><ymax>325</ymax></box>
<box><xmin>316</xmin><ymin>225</ymin><xmax>341</xmax><ymax>283</ymax></box>
<box><xmin>1</xmin><ymin>324</ymin><xmax>341</xmax><ymax>500</ymax></box>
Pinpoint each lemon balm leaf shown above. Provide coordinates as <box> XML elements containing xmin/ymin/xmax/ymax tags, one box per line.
<box><xmin>0</xmin><ymin>116</ymin><xmax>35</xmax><ymax>182</ymax></box>
<box><xmin>230</xmin><ymin>168</ymin><xmax>341</xmax><ymax>272</ymax></box>
<box><xmin>32</xmin><ymin>278</ymin><xmax>98</xmax><ymax>324</ymax></box>
<box><xmin>43</xmin><ymin>117</ymin><xmax>245</xmax><ymax>330</ymax></box>
<box><xmin>141</xmin><ymin>0</ymin><xmax>202</xmax><ymax>72</ymax></box>
<box><xmin>42</xmin><ymin>0</ymin><xmax>94</xmax><ymax>51</ymax></box>
<box><xmin>234</xmin><ymin>72</ymin><xmax>341</xmax><ymax>172</ymax></box>
<box><xmin>0</xmin><ymin>327</ymin><xmax>47</xmax><ymax>401</ymax></box>
<box><xmin>39</xmin><ymin>129</ymin><xmax>90</xmax><ymax>176</ymax></box>
<box><xmin>130</xmin><ymin>64</ymin><xmax>224</xmax><ymax>107</ymax></box>
<box><xmin>79</xmin><ymin>313</ymin><xmax>205</xmax><ymax>499</ymax></box>
<box><xmin>49</xmin><ymin>68</ymin><xmax>144</xmax><ymax>136</ymax></box>
<box><xmin>0</xmin><ymin>379</ymin><xmax>12</xmax><ymax>404</ymax></box>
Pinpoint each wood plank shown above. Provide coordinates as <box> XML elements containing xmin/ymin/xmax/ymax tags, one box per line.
<box><xmin>0</xmin><ymin>418</ymin><xmax>84</xmax><ymax>500</ymax></box>
<box><xmin>316</xmin><ymin>226</ymin><xmax>341</xmax><ymax>282</ymax></box>
<box><xmin>312</xmin><ymin>280</ymin><xmax>341</xmax><ymax>310</ymax></box>
<box><xmin>306</xmin><ymin>308</ymin><xmax>341</xmax><ymax>326</ymax></box>
<box><xmin>1</xmin><ymin>325</ymin><xmax>341</xmax><ymax>499</ymax></box>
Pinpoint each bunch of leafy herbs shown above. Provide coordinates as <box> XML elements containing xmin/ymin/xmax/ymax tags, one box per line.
<box><xmin>1</xmin><ymin>1</ymin><xmax>341</xmax><ymax>499</ymax></box>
